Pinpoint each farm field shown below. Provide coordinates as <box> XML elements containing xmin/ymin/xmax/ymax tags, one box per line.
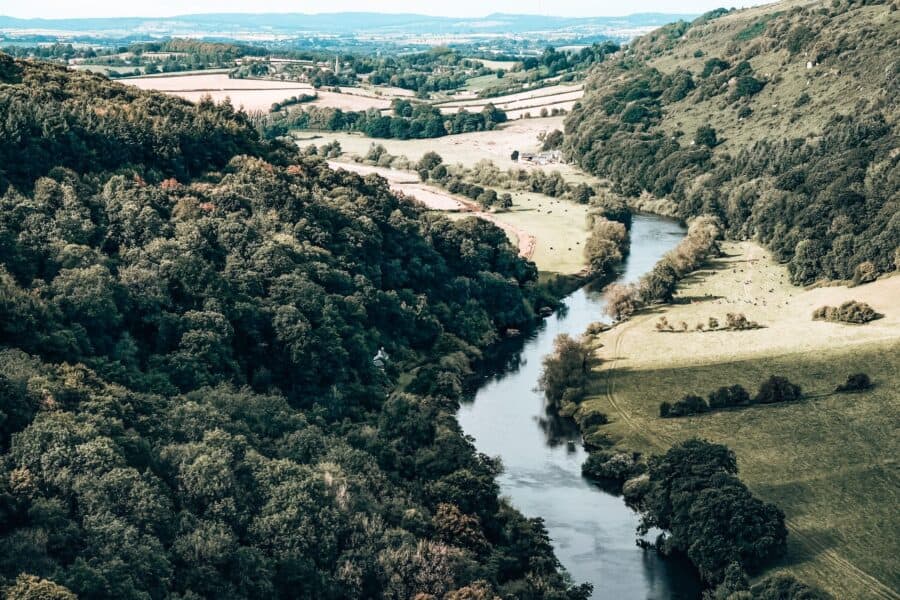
<box><xmin>578</xmin><ymin>241</ymin><xmax>900</xmax><ymax>600</ymax></box>
<box><xmin>435</xmin><ymin>83</ymin><xmax>583</xmax><ymax>110</ymax></box>
<box><xmin>125</xmin><ymin>72</ymin><xmax>315</xmax><ymax>111</ymax></box>
<box><xmin>326</xmin><ymin>160</ymin><xmax>592</xmax><ymax>274</ymax></box>
<box><xmin>470</xmin><ymin>58</ymin><xmax>519</xmax><ymax>71</ymax></box>
<box><xmin>301</xmin><ymin>117</ymin><xmax>601</xmax><ymax>185</ymax></box>
<box><xmin>308</xmin><ymin>90</ymin><xmax>392</xmax><ymax>111</ymax></box>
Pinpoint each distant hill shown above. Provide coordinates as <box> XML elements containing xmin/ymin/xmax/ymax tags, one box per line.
<box><xmin>565</xmin><ymin>0</ymin><xmax>899</xmax><ymax>285</ymax></box>
<box><xmin>0</xmin><ymin>11</ymin><xmax>694</xmax><ymax>39</ymax></box>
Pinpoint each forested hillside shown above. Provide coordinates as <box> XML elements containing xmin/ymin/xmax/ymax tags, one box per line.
<box><xmin>564</xmin><ymin>0</ymin><xmax>899</xmax><ymax>284</ymax></box>
<box><xmin>0</xmin><ymin>55</ymin><xmax>589</xmax><ymax>599</ymax></box>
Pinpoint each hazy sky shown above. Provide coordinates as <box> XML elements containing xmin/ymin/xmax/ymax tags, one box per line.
<box><xmin>3</xmin><ymin>1</ymin><xmax>774</xmax><ymax>19</ymax></box>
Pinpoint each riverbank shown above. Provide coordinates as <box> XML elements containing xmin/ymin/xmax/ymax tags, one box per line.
<box><xmin>458</xmin><ymin>214</ymin><xmax>702</xmax><ymax>599</ymax></box>
<box><xmin>576</xmin><ymin>241</ymin><xmax>900</xmax><ymax>599</ymax></box>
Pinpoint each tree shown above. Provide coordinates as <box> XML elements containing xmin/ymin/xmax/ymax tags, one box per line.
<box><xmin>639</xmin><ymin>439</ymin><xmax>786</xmax><ymax>584</ymax></box>
<box><xmin>417</xmin><ymin>151</ymin><xmax>443</xmax><ymax>172</ymax></box>
<box><xmin>539</xmin><ymin>334</ymin><xmax>593</xmax><ymax>407</ymax></box>
<box><xmin>603</xmin><ymin>283</ymin><xmax>639</xmax><ymax>320</ymax></box>
<box><xmin>639</xmin><ymin>260</ymin><xmax>678</xmax><ymax>303</ymax></box>
<box><xmin>477</xmin><ymin>188</ymin><xmax>498</xmax><ymax>208</ymax></box>
<box><xmin>835</xmin><ymin>373</ymin><xmax>872</xmax><ymax>393</ymax></box>
<box><xmin>4</xmin><ymin>575</ymin><xmax>77</xmax><ymax>600</ymax></box>
<box><xmin>695</xmin><ymin>125</ymin><xmax>718</xmax><ymax>148</ymax></box>
<box><xmin>755</xmin><ymin>376</ymin><xmax>802</xmax><ymax>404</ymax></box>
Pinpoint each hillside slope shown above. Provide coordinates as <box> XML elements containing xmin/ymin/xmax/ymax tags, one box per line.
<box><xmin>0</xmin><ymin>55</ymin><xmax>589</xmax><ymax>599</ymax></box>
<box><xmin>564</xmin><ymin>0</ymin><xmax>899</xmax><ymax>284</ymax></box>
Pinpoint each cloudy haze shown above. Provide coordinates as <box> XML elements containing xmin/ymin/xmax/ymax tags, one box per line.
<box><xmin>3</xmin><ymin>0</ymin><xmax>774</xmax><ymax>19</ymax></box>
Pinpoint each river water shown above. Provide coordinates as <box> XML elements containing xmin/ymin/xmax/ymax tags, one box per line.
<box><xmin>457</xmin><ymin>214</ymin><xmax>702</xmax><ymax>599</ymax></box>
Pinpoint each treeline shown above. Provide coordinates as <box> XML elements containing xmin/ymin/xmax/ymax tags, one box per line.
<box><xmin>519</xmin><ymin>42</ymin><xmax>621</xmax><ymax>78</ymax></box>
<box><xmin>415</xmin><ymin>155</ymin><xmax>600</xmax><ymax>206</ymax></box>
<box><xmin>0</xmin><ymin>53</ymin><xmax>589</xmax><ymax>599</ymax></box>
<box><xmin>604</xmin><ymin>216</ymin><xmax>721</xmax><ymax>319</ymax></box>
<box><xmin>259</xmin><ymin>103</ymin><xmax>507</xmax><ymax>140</ymax></box>
<box><xmin>659</xmin><ymin>376</ymin><xmax>802</xmax><ymax>418</ymax></box>
<box><xmin>564</xmin><ymin>2</ymin><xmax>899</xmax><ymax>284</ymax></box>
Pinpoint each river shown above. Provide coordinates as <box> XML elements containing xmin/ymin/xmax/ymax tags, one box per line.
<box><xmin>457</xmin><ymin>214</ymin><xmax>702</xmax><ymax>599</ymax></box>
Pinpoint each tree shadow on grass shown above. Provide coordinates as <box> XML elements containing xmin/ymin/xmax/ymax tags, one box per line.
<box><xmin>671</xmin><ymin>294</ymin><xmax>725</xmax><ymax>304</ymax></box>
<box><xmin>771</xmin><ymin>525</ymin><xmax>841</xmax><ymax>571</ymax></box>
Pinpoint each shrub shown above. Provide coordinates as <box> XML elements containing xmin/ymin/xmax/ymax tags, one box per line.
<box><xmin>580</xmin><ymin>411</ymin><xmax>609</xmax><ymax>429</ymax></box>
<box><xmin>539</xmin><ymin>334</ymin><xmax>593</xmax><ymax>407</ymax></box>
<box><xmin>639</xmin><ymin>439</ymin><xmax>787</xmax><ymax>583</ymax></box>
<box><xmin>663</xmin><ymin>394</ymin><xmax>709</xmax><ymax>417</ymax></box>
<box><xmin>725</xmin><ymin>312</ymin><xmax>760</xmax><ymax>330</ymax></box>
<box><xmin>851</xmin><ymin>261</ymin><xmax>877</xmax><ymax>285</ymax></box>
<box><xmin>793</xmin><ymin>92</ymin><xmax>811</xmax><ymax>108</ymax></box>
<box><xmin>755</xmin><ymin>376</ymin><xmax>802</xmax><ymax>404</ymax></box>
<box><xmin>708</xmin><ymin>384</ymin><xmax>751</xmax><ymax>409</ymax></box>
<box><xmin>695</xmin><ymin>125</ymin><xmax>718</xmax><ymax>148</ymax></box>
<box><xmin>605</xmin><ymin>284</ymin><xmax>641</xmax><ymax>320</ymax></box>
<box><xmin>582</xmin><ymin>450</ymin><xmax>645</xmax><ymax>484</ymax></box>
<box><xmin>836</xmin><ymin>373</ymin><xmax>872</xmax><ymax>393</ymax></box>
<box><xmin>812</xmin><ymin>300</ymin><xmax>881</xmax><ymax>324</ymax></box>
<box><xmin>732</xmin><ymin>76</ymin><xmax>764</xmax><ymax>99</ymax></box>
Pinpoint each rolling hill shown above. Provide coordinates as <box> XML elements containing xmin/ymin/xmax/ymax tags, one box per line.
<box><xmin>564</xmin><ymin>0</ymin><xmax>899</xmax><ymax>284</ymax></box>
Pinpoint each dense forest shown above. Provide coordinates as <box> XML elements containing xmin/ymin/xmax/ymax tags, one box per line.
<box><xmin>0</xmin><ymin>54</ymin><xmax>592</xmax><ymax>599</ymax></box>
<box><xmin>564</xmin><ymin>0</ymin><xmax>899</xmax><ymax>284</ymax></box>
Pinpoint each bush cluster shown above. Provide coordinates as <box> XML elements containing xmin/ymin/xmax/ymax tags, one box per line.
<box><xmin>659</xmin><ymin>377</ymin><xmax>803</xmax><ymax>418</ymax></box>
<box><xmin>632</xmin><ymin>439</ymin><xmax>787</xmax><ymax>584</ymax></box>
<box><xmin>812</xmin><ymin>300</ymin><xmax>882</xmax><ymax>324</ymax></box>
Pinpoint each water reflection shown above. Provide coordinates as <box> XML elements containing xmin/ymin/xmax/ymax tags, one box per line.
<box><xmin>457</xmin><ymin>214</ymin><xmax>702</xmax><ymax>599</ymax></box>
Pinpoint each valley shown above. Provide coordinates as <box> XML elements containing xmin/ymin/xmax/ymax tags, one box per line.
<box><xmin>0</xmin><ymin>1</ymin><xmax>897</xmax><ymax>599</ymax></box>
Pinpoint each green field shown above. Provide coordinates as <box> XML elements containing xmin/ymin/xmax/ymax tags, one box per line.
<box><xmin>577</xmin><ymin>244</ymin><xmax>900</xmax><ymax>599</ymax></box>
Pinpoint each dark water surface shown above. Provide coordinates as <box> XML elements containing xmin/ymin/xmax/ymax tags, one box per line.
<box><xmin>457</xmin><ymin>214</ymin><xmax>702</xmax><ymax>599</ymax></box>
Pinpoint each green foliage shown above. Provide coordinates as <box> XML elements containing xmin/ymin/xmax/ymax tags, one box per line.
<box><xmin>695</xmin><ymin>125</ymin><xmax>718</xmax><ymax>148</ymax></box>
<box><xmin>746</xmin><ymin>572</ymin><xmax>830</xmax><ymax>599</ymax></box>
<box><xmin>708</xmin><ymin>384</ymin><xmax>751</xmax><ymax>409</ymax></box>
<box><xmin>582</xmin><ymin>450</ymin><xmax>645</xmax><ymax>485</ymax></box>
<box><xmin>635</xmin><ymin>439</ymin><xmax>787</xmax><ymax>584</ymax></box>
<box><xmin>755</xmin><ymin>376</ymin><xmax>803</xmax><ymax>404</ymax></box>
<box><xmin>0</xmin><ymin>58</ymin><xmax>262</xmax><ymax>190</ymax></box>
<box><xmin>835</xmin><ymin>372</ymin><xmax>872</xmax><ymax>393</ymax></box>
<box><xmin>785</xmin><ymin>25</ymin><xmax>816</xmax><ymax>54</ymax></box>
<box><xmin>702</xmin><ymin>58</ymin><xmax>731</xmax><ymax>78</ymax></box>
<box><xmin>566</xmin><ymin>42</ymin><xmax>898</xmax><ymax>285</ymax></box>
<box><xmin>538</xmin><ymin>334</ymin><xmax>593</xmax><ymax>408</ymax></box>
<box><xmin>584</xmin><ymin>217</ymin><xmax>628</xmax><ymax>276</ymax></box>
<box><xmin>3</xmin><ymin>574</ymin><xmax>77</xmax><ymax>600</ymax></box>
<box><xmin>660</xmin><ymin>394</ymin><xmax>708</xmax><ymax>417</ymax></box>
<box><xmin>0</xmin><ymin>55</ymin><xmax>587</xmax><ymax>599</ymax></box>
<box><xmin>732</xmin><ymin>75</ymin><xmax>764</xmax><ymax>99</ymax></box>
<box><xmin>812</xmin><ymin>301</ymin><xmax>882</xmax><ymax>324</ymax></box>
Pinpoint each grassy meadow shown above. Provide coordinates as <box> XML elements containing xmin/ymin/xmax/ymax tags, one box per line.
<box><xmin>578</xmin><ymin>242</ymin><xmax>900</xmax><ymax>599</ymax></box>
